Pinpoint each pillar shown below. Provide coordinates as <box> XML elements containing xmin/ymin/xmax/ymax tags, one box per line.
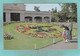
<box><xmin>32</xmin><ymin>17</ymin><xmax>34</xmax><ymax>22</ymax></box>
<box><xmin>49</xmin><ymin>17</ymin><xmax>51</xmax><ymax>23</ymax></box>
<box><xmin>42</xmin><ymin>16</ymin><xmax>44</xmax><ymax>22</ymax></box>
<box><xmin>20</xmin><ymin>13</ymin><xmax>24</xmax><ymax>21</ymax></box>
<box><xmin>6</xmin><ymin>12</ymin><xmax>10</xmax><ymax>22</ymax></box>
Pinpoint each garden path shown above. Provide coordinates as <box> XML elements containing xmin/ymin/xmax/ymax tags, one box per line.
<box><xmin>41</xmin><ymin>37</ymin><xmax>77</xmax><ymax>49</ymax></box>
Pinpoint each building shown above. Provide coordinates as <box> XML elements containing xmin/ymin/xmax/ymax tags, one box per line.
<box><xmin>3</xmin><ymin>4</ymin><xmax>52</xmax><ymax>23</ymax></box>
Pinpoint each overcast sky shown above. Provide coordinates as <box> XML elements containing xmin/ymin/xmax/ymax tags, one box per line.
<box><xmin>25</xmin><ymin>4</ymin><xmax>62</xmax><ymax>12</ymax></box>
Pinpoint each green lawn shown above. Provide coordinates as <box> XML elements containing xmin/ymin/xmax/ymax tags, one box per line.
<box><xmin>4</xmin><ymin>22</ymin><xmax>77</xmax><ymax>50</ymax></box>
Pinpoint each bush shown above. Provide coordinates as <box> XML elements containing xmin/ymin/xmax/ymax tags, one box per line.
<box><xmin>7</xmin><ymin>21</ymin><xmax>12</xmax><ymax>24</ymax></box>
<box><xmin>3</xmin><ymin>21</ymin><xmax>16</xmax><ymax>25</ymax></box>
<box><xmin>4</xmin><ymin>33</ymin><xmax>14</xmax><ymax>40</ymax></box>
<box><xmin>3</xmin><ymin>22</ymin><xmax>8</xmax><ymax>25</ymax></box>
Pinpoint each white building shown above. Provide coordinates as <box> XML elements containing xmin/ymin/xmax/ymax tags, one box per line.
<box><xmin>3</xmin><ymin>4</ymin><xmax>52</xmax><ymax>23</ymax></box>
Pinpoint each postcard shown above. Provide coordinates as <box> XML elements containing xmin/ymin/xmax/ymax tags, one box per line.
<box><xmin>0</xmin><ymin>0</ymin><xmax>80</xmax><ymax>56</ymax></box>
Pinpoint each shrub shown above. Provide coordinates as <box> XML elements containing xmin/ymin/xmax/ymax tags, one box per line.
<box><xmin>7</xmin><ymin>21</ymin><xmax>12</xmax><ymax>24</ymax></box>
<box><xmin>11</xmin><ymin>21</ymin><xmax>16</xmax><ymax>23</ymax></box>
<box><xmin>4</xmin><ymin>33</ymin><xmax>14</xmax><ymax>40</ymax></box>
<box><xmin>3</xmin><ymin>22</ymin><xmax>8</xmax><ymax>25</ymax></box>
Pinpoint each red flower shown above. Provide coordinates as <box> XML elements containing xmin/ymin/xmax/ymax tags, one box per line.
<box><xmin>24</xmin><ymin>28</ymin><xmax>30</xmax><ymax>30</ymax></box>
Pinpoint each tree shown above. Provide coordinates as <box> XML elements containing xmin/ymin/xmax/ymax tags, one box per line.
<box><xmin>34</xmin><ymin>6</ymin><xmax>40</xmax><ymax>12</ymax></box>
<box><xmin>51</xmin><ymin>3</ymin><xmax>77</xmax><ymax>22</ymax></box>
<box><xmin>59</xmin><ymin>3</ymin><xmax>77</xmax><ymax>22</ymax></box>
<box><xmin>54</xmin><ymin>7</ymin><xmax>57</xmax><ymax>13</ymax></box>
<box><xmin>70</xmin><ymin>3</ymin><xmax>77</xmax><ymax>22</ymax></box>
<box><xmin>51</xmin><ymin>8</ymin><xmax>60</xmax><ymax>22</ymax></box>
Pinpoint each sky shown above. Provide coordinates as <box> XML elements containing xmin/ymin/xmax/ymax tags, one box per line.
<box><xmin>25</xmin><ymin>4</ymin><xmax>62</xmax><ymax>12</ymax></box>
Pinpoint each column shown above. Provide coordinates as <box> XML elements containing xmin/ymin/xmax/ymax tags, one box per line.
<box><xmin>42</xmin><ymin>16</ymin><xmax>44</xmax><ymax>22</ymax></box>
<box><xmin>20</xmin><ymin>13</ymin><xmax>24</xmax><ymax>21</ymax></box>
<box><xmin>6</xmin><ymin>12</ymin><xmax>10</xmax><ymax>22</ymax></box>
<box><xmin>49</xmin><ymin>17</ymin><xmax>51</xmax><ymax>23</ymax></box>
<box><xmin>32</xmin><ymin>17</ymin><xmax>34</xmax><ymax>22</ymax></box>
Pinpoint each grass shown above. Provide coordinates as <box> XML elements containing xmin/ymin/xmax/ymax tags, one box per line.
<box><xmin>4</xmin><ymin>22</ymin><xmax>77</xmax><ymax>50</ymax></box>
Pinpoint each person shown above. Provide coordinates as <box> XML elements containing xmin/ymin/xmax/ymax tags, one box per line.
<box><xmin>67</xmin><ymin>20</ymin><xmax>73</xmax><ymax>40</ymax></box>
<box><xmin>62</xmin><ymin>28</ymin><xmax>66</xmax><ymax>41</ymax></box>
<box><xmin>62</xmin><ymin>26</ymin><xmax>71</xmax><ymax>42</ymax></box>
<box><xmin>65</xmin><ymin>27</ymin><xmax>71</xmax><ymax>42</ymax></box>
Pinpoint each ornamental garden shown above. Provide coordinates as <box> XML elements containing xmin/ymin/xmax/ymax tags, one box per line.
<box><xmin>4</xmin><ymin>22</ymin><xmax>77</xmax><ymax>50</ymax></box>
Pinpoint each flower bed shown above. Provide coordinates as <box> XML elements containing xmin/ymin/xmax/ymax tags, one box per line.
<box><xmin>16</xmin><ymin>24</ymin><xmax>62</xmax><ymax>38</ymax></box>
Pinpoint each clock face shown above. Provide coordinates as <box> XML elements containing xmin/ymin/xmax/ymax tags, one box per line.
<box><xmin>16</xmin><ymin>23</ymin><xmax>62</xmax><ymax>38</ymax></box>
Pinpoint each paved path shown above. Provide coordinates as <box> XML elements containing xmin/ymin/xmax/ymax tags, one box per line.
<box><xmin>41</xmin><ymin>37</ymin><xmax>77</xmax><ymax>49</ymax></box>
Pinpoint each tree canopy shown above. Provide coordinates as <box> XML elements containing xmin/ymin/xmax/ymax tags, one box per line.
<box><xmin>34</xmin><ymin>6</ymin><xmax>40</xmax><ymax>12</ymax></box>
<box><xmin>51</xmin><ymin>3</ymin><xmax>77</xmax><ymax>22</ymax></box>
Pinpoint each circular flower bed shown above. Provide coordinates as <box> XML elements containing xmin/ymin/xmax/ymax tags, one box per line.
<box><xmin>16</xmin><ymin>24</ymin><xmax>62</xmax><ymax>38</ymax></box>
